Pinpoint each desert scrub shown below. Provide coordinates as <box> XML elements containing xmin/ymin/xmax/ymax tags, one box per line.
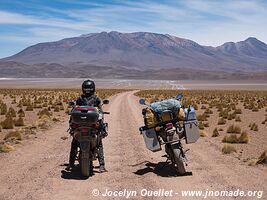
<box><xmin>212</xmin><ymin>128</ymin><xmax>219</xmax><ymax>137</ymax></box>
<box><xmin>38</xmin><ymin>108</ymin><xmax>52</xmax><ymax>118</ymax></box>
<box><xmin>256</xmin><ymin>150</ymin><xmax>267</xmax><ymax>165</ymax></box>
<box><xmin>0</xmin><ymin>103</ymin><xmax>7</xmax><ymax>115</ymax></box>
<box><xmin>250</xmin><ymin>123</ymin><xmax>258</xmax><ymax>131</ymax></box>
<box><xmin>197</xmin><ymin>114</ymin><xmax>207</xmax><ymax>121</ymax></box>
<box><xmin>235</xmin><ymin>115</ymin><xmax>241</xmax><ymax>122</ymax></box>
<box><xmin>14</xmin><ymin>117</ymin><xmax>25</xmax><ymax>126</ymax></box>
<box><xmin>201</xmin><ymin>105</ymin><xmax>206</xmax><ymax>109</ymax></box>
<box><xmin>222</xmin><ymin>134</ymin><xmax>239</xmax><ymax>143</ymax></box>
<box><xmin>36</xmin><ymin>117</ymin><xmax>50</xmax><ymax>130</ymax></box>
<box><xmin>227</xmin><ymin>124</ymin><xmax>241</xmax><ymax>134</ymax></box>
<box><xmin>200</xmin><ymin>130</ymin><xmax>208</xmax><ymax>137</ymax></box>
<box><xmin>1</xmin><ymin>116</ymin><xmax>14</xmax><ymax>129</ymax></box>
<box><xmin>4</xmin><ymin>130</ymin><xmax>23</xmax><ymax>141</ymax></box>
<box><xmin>54</xmin><ymin>106</ymin><xmax>60</xmax><ymax>112</ymax></box>
<box><xmin>0</xmin><ymin>143</ymin><xmax>15</xmax><ymax>153</ymax></box>
<box><xmin>222</xmin><ymin>144</ymin><xmax>237</xmax><ymax>154</ymax></box>
<box><xmin>222</xmin><ymin>131</ymin><xmax>249</xmax><ymax>144</ymax></box>
<box><xmin>17</xmin><ymin>109</ymin><xmax>25</xmax><ymax>117</ymax></box>
<box><xmin>238</xmin><ymin>131</ymin><xmax>249</xmax><ymax>143</ymax></box>
<box><xmin>6</xmin><ymin>107</ymin><xmax>16</xmax><ymax>118</ymax></box>
<box><xmin>198</xmin><ymin>122</ymin><xmax>205</xmax><ymax>130</ymax></box>
<box><xmin>234</xmin><ymin>108</ymin><xmax>242</xmax><ymax>114</ymax></box>
<box><xmin>218</xmin><ymin>118</ymin><xmax>226</xmax><ymax>125</ymax></box>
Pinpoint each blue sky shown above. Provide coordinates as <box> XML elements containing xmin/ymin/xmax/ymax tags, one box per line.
<box><xmin>0</xmin><ymin>0</ymin><xmax>267</xmax><ymax>58</ymax></box>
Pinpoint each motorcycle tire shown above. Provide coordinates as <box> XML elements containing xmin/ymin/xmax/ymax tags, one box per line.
<box><xmin>80</xmin><ymin>153</ymin><xmax>90</xmax><ymax>177</ymax></box>
<box><xmin>172</xmin><ymin>145</ymin><xmax>186</xmax><ymax>175</ymax></box>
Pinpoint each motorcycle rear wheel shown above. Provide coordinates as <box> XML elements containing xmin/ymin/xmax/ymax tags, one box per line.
<box><xmin>80</xmin><ymin>154</ymin><xmax>90</xmax><ymax>177</ymax></box>
<box><xmin>172</xmin><ymin>146</ymin><xmax>186</xmax><ymax>175</ymax></box>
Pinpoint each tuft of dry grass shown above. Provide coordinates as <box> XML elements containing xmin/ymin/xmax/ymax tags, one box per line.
<box><xmin>227</xmin><ymin>124</ymin><xmax>241</xmax><ymax>134</ymax></box>
<box><xmin>238</xmin><ymin>131</ymin><xmax>249</xmax><ymax>143</ymax></box>
<box><xmin>218</xmin><ymin>118</ymin><xmax>226</xmax><ymax>125</ymax></box>
<box><xmin>4</xmin><ymin>130</ymin><xmax>23</xmax><ymax>141</ymax></box>
<box><xmin>36</xmin><ymin>117</ymin><xmax>50</xmax><ymax>130</ymax></box>
<box><xmin>197</xmin><ymin>114</ymin><xmax>207</xmax><ymax>121</ymax></box>
<box><xmin>0</xmin><ymin>103</ymin><xmax>7</xmax><ymax>115</ymax></box>
<box><xmin>14</xmin><ymin>117</ymin><xmax>25</xmax><ymax>127</ymax></box>
<box><xmin>6</xmin><ymin>107</ymin><xmax>16</xmax><ymax>118</ymax></box>
<box><xmin>198</xmin><ymin>122</ymin><xmax>205</xmax><ymax>130</ymax></box>
<box><xmin>38</xmin><ymin>108</ymin><xmax>52</xmax><ymax>119</ymax></box>
<box><xmin>256</xmin><ymin>150</ymin><xmax>267</xmax><ymax>165</ymax></box>
<box><xmin>0</xmin><ymin>143</ymin><xmax>15</xmax><ymax>153</ymax></box>
<box><xmin>222</xmin><ymin>134</ymin><xmax>239</xmax><ymax>143</ymax></box>
<box><xmin>222</xmin><ymin>144</ymin><xmax>237</xmax><ymax>154</ymax></box>
<box><xmin>250</xmin><ymin>123</ymin><xmax>259</xmax><ymax>131</ymax></box>
<box><xmin>1</xmin><ymin>116</ymin><xmax>14</xmax><ymax>129</ymax></box>
<box><xmin>200</xmin><ymin>130</ymin><xmax>208</xmax><ymax>137</ymax></box>
<box><xmin>54</xmin><ymin>106</ymin><xmax>60</xmax><ymax>112</ymax></box>
<box><xmin>212</xmin><ymin>128</ymin><xmax>219</xmax><ymax>137</ymax></box>
<box><xmin>52</xmin><ymin>117</ymin><xmax>60</xmax><ymax>122</ymax></box>
<box><xmin>17</xmin><ymin>109</ymin><xmax>25</xmax><ymax>117</ymax></box>
<box><xmin>235</xmin><ymin>115</ymin><xmax>241</xmax><ymax>122</ymax></box>
<box><xmin>222</xmin><ymin>131</ymin><xmax>249</xmax><ymax>143</ymax></box>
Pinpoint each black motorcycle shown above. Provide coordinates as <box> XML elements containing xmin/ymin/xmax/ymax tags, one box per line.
<box><xmin>68</xmin><ymin>100</ymin><xmax>109</xmax><ymax>177</ymax></box>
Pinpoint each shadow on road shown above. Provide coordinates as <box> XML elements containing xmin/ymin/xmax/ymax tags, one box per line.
<box><xmin>60</xmin><ymin>164</ymin><xmax>98</xmax><ymax>180</ymax></box>
<box><xmin>133</xmin><ymin>161</ymin><xmax>192</xmax><ymax>177</ymax></box>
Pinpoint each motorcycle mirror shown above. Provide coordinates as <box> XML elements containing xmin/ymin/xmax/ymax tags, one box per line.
<box><xmin>68</xmin><ymin>101</ymin><xmax>75</xmax><ymax>106</ymax></box>
<box><xmin>103</xmin><ymin>99</ymin><xmax>109</xmax><ymax>105</ymax></box>
<box><xmin>176</xmin><ymin>93</ymin><xmax>184</xmax><ymax>101</ymax></box>
<box><xmin>139</xmin><ymin>99</ymin><xmax>146</xmax><ymax>105</ymax></box>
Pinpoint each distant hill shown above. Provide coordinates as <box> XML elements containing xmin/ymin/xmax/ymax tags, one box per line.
<box><xmin>1</xmin><ymin>31</ymin><xmax>267</xmax><ymax>80</ymax></box>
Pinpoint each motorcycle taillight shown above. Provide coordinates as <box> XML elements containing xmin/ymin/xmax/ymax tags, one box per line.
<box><xmin>166</xmin><ymin>123</ymin><xmax>173</xmax><ymax>130</ymax></box>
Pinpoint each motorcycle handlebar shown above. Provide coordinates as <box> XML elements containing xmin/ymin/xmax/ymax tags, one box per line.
<box><xmin>103</xmin><ymin>112</ymin><xmax>110</xmax><ymax>115</ymax></box>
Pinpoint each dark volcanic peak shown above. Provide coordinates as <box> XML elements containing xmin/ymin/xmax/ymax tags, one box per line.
<box><xmin>1</xmin><ymin>31</ymin><xmax>267</xmax><ymax>75</ymax></box>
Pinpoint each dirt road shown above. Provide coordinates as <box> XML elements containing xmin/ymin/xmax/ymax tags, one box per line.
<box><xmin>0</xmin><ymin>91</ymin><xmax>266</xmax><ymax>200</ymax></box>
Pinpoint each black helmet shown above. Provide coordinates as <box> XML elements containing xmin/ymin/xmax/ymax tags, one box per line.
<box><xmin>82</xmin><ymin>79</ymin><xmax>95</xmax><ymax>96</ymax></box>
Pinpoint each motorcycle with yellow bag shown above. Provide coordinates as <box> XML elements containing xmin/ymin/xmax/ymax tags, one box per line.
<box><xmin>139</xmin><ymin>94</ymin><xmax>199</xmax><ymax>175</ymax></box>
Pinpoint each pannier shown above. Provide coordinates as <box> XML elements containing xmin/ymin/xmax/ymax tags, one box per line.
<box><xmin>140</xmin><ymin>127</ymin><xmax>161</xmax><ymax>152</ymax></box>
<box><xmin>142</xmin><ymin>99</ymin><xmax>185</xmax><ymax>128</ymax></box>
<box><xmin>70</xmin><ymin>106</ymin><xmax>99</xmax><ymax>126</ymax></box>
<box><xmin>184</xmin><ymin>107</ymin><xmax>200</xmax><ymax>144</ymax></box>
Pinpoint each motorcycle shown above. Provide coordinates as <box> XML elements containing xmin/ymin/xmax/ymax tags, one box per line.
<box><xmin>68</xmin><ymin>100</ymin><xmax>109</xmax><ymax>177</ymax></box>
<box><xmin>139</xmin><ymin>94</ymin><xmax>199</xmax><ymax>175</ymax></box>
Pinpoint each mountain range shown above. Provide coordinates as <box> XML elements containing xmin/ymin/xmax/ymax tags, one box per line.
<box><xmin>1</xmin><ymin>31</ymin><xmax>267</xmax><ymax>80</ymax></box>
